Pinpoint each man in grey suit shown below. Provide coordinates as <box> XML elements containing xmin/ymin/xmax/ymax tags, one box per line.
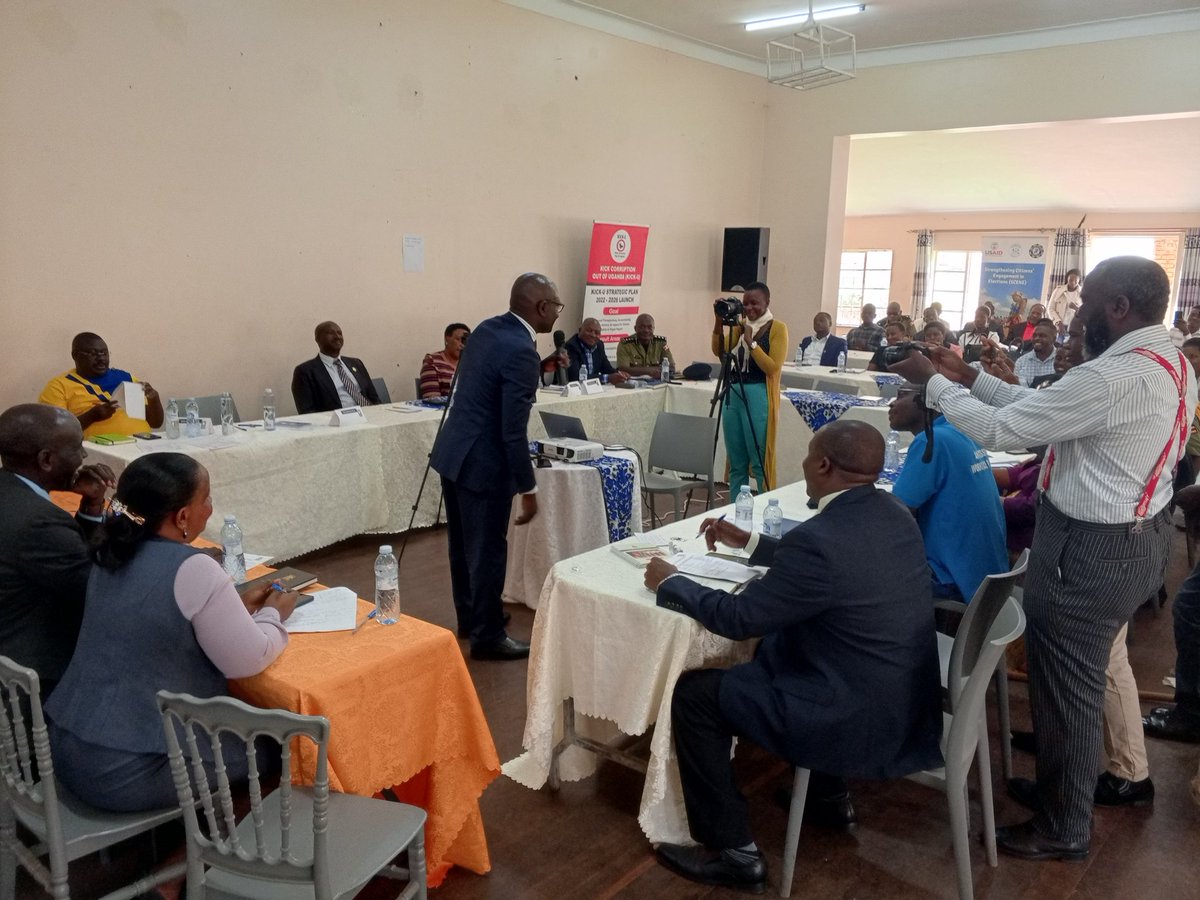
<box><xmin>0</xmin><ymin>404</ymin><xmax>115</xmax><ymax>695</ymax></box>
<box><xmin>644</xmin><ymin>421</ymin><xmax>943</xmax><ymax>892</ymax></box>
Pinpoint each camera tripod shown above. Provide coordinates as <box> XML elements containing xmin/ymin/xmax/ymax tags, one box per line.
<box><xmin>395</xmin><ymin>366</ymin><xmax>459</xmax><ymax>572</ymax></box>
<box><xmin>708</xmin><ymin>317</ymin><xmax>770</xmax><ymax>494</ymax></box>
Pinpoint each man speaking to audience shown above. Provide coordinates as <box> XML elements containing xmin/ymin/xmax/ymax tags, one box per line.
<box><xmin>430</xmin><ymin>273</ymin><xmax>562</xmax><ymax>660</ymax></box>
<box><xmin>643</xmin><ymin>420</ymin><xmax>943</xmax><ymax>892</ymax></box>
<box><xmin>891</xmin><ymin>256</ymin><xmax>1194</xmax><ymax>861</ymax></box>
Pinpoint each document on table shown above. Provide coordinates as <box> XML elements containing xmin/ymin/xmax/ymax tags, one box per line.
<box><xmin>671</xmin><ymin>552</ymin><xmax>764</xmax><ymax>585</ymax></box>
<box><xmin>283</xmin><ymin>586</ymin><xmax>360</xmax><ymax>633</ymax></box>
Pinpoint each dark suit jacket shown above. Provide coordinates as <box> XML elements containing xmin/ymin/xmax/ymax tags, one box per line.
<box><xmin>290</xmin><ymin>355</ymin><xmax>380</xmax><ymax>414</ymax></box>
<box><xmin>564</xmin><ymin>334</ymin><xmax>616</xmax><ymax>382</ymax></box>
<box><xmin>658</xmin><ymin>485</ymin><xmax>943</xmax><ymax>779</ymax></box>
<box><xmin>430</xmin><ymin>312</ymin><xmax>539</xmax><ymax>496</ymax></box>
<box><xmin>0</xmin><ymin>471</ymin><xmax>97</xmax><ymax>687</ymax></box>
<box><xmin>800</xmin><ymin>334</ymin><xmax>848</xmax><ymax>367</ymax></box>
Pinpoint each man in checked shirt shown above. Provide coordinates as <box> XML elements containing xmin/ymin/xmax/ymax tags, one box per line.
<box><xmin>891</xmin><ymin>256</ymin><xmax>1194</xmax><ymax>861</ymax></box>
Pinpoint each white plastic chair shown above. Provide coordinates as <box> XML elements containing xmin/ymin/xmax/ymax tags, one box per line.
<box><xmin>156</xmin><ymin>690</ymin><xmax>427</xmax><ymax>900</ymax></box>
<box><xmin>641</xmin><ymin>412</ymin><xmax>719</xmax><ymax>526</ymax></box>
<box><xmin>0</xmin><ymin>655</ymin><xmax>185</xmax><ymax>900</ymax></box>
<box><xmin>780</xmin><ymin>598</ymin><xmax>1027</xmax><ymax>900</ymax></box>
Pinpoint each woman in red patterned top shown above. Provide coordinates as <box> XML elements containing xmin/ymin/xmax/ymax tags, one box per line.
<box><xmin>420</xmin><ymin>323</ymin><xmax>469</xmax><ymax>399</ymax></box>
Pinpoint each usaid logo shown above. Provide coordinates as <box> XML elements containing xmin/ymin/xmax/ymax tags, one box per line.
<box><xmin>983</xmin><ymin>241</ymin><xmax>1006</xmax><ymax>258</ymax></box>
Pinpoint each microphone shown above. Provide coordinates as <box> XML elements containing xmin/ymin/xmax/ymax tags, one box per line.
<box><xmin>552</xmin><ymin>330</ymin><xmax>568</xmax><ymax>386</ymax></box>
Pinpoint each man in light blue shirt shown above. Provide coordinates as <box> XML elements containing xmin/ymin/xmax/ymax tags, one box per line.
<box><xmin>1013</xmin><ymin>319</ymin><xmax>1059</xmax><ymax>386</ymax></box>
<box><xmin>888</xmin><ymin>384</ymin><xmax>1007</xmax><ymax>604</ymax></box>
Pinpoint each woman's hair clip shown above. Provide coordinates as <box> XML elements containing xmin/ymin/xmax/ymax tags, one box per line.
<box><xmin>107</xmin><ymin>498</ymin><xmax>146</xmax><ymax>526</ymax></box>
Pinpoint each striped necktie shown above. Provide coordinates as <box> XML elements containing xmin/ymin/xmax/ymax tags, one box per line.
<box><xmin>335</xmin><ymin>359</ymin><xmax>366</xmax><ymax>406</ymax></box>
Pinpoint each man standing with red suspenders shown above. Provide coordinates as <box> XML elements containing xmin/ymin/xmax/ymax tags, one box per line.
<box><xmin>891</xmin><ymin>256</ymin><xmax>1194</xmax><ymax>860</ymax></box>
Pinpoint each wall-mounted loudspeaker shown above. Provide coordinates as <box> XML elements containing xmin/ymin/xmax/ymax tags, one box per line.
<box><xmin>721</xmin><ymin>227</ymin><xmax>770</xmax><ymax>292</ymax></box>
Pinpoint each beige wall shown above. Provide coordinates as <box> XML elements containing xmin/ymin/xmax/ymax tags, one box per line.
<box><xmin>0</xmin><ymin>0</ymin><xmax>768</xmax><ymax>413</ymax></box>
<box><xmin>761</xmin><ymin>30</ymin><xmax>1200</xmax><ymax>335</ymax></box>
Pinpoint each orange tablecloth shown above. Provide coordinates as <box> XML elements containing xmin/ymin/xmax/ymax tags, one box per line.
<box><xmin>229</xmin><ymin>604</ymin><xmax>499</xmax><ymax>887</ymax></box>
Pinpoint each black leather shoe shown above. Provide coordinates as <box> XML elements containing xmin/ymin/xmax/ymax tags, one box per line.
<box><xmin>457</xmin><ymin>611</ymin><xmax>511</xmax><ymax>639</ymax></box>
<box><xmin>469</xmin><ymin>635</ymin><xmax>530</xmax><ymax>661</ymax></box>
<box><xmin>654</xmin><ymin>844</ymin><xmax>766</xmax><ymax>894</ymax></box>
<box><xmin>1006</xmin><ymin>777</ymin><xmax>1042</xmax><ymax>812</ymax></box>
<box><xmin>1142</xmin><ymin>706</ymin><xmax>1200</xmax><ymax>743</ymax></box>
<box><xmin>996</xmin><ymin>819</ymin><xmax>1088</xmax><ymax>861</ymax></box>
<box><xmin>1010</xmin><ymin>729</ymin><xmax>1037</xmax><ymax>755</ymax></box>
<box><xmin>1094</xmin><ymin>771</ymin><xmax>1154</xmax><ymax>807</ymax></box>
<box><xmin>773</xmin><ymin>787</ymin><xmax>858</xmax><ymax>832</ymax></box>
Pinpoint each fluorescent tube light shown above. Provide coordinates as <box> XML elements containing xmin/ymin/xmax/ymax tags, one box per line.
<box><xmin>745</xmin><ymin>4</ymin><xmax>864</xmax><ymax>31</ymax></box>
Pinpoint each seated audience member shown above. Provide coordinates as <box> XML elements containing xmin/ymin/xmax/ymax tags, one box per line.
<box><xmin>643</xmin><ymin>421</ymin><xmax>943</xmax><ymax>892</ymax></box>
<box><xmin>1169</xmin><ymin>308</ymin><xmax>1200</xmax><ymax>348</ymax></box>
<box><xmin>1013</xmin><ymin>319</ymin><xmax>1059</xmax><ymax>386</ymax></box>
<box><xmin>419</xmin><ymin>322</ymin><xmax>469</xmax><ymax>399</ymax></box>
<box><xmin>928</xmin><ymin>302</ymin><xmax>955</xmax><ymax>334</ymax></box>
<box><xmin>45</xmin><ymin>453</ymin><xmax>298</xmax><ymax>813</ymax></box>
<box><xmin>983</xmin><ymin>301</ymin><xmax>1008</xmax><ymax>336</ymax></box>
<box><xmin>889</xmin><ymin>383</ymin><xmax>1007</xmax><ymax>604</ymax></box>
<box><xmin>1008</xmin><ymin>303</ymin><xmax>1049</xmax><ymax>349</ymax></box>
<box><xmin>880</xmin><ymin>301</ymin><xmax>915</xmax><ymax>339</ymax></box>
<box><xmin>958</xmin><ymin>306</ymin><xmax>1003</xmax><ymax>350</ymax></box>
<box><xmin>616</xmin><ymin>314</ymin><xmax>674</xmax><ymax>378</ymax></box>
<box><xmin>39</xmin><ymin>332</ymin><xmax>164</xmax><ymax>438</ymax></box>
<box><xmin>915</xmin><ymin>321</ymin><xmax>955</xmax><ymax>353</ymax></box>
<box><xmin>565</xmin><ymin>318</ymin><xmax>627</xmax><ymax>383</ymax></box>
<box><xmin>0</xmin><ymin>404</ymin><xmax>115</xmax><ymax>696</ymax></box>
<box><xmin>994</xmin><ymin>449</ymin><xmax>1045</xmax><ymax>558</ymax></box>
<box><xmin>845</xmin><ymin>303</ymin><xmax>885</xmax><ymax>352</ymax></box>
<box><xmin>291</xmin><ymin>321</ymin><xmax>381</xmax><ymax>413</ymax></box>
<box><xmin>914</xmin><ymin>310</ymin><xmax>954</xmax><ymax>345</ymax></box>
<box><xmin>797</xmin><ymin>312</ymin><xmax>847</xmax><ymax>366</ymax></box>
<box><xmin>867</xmin><ymin>321</ymin><xmax>910</xmax><ymax>371</ymax></box>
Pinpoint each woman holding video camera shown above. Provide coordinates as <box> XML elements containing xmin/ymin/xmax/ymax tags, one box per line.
<box><xmin>711</xmin><ymin>282</ymin><xmax>789</xmax><ymax>494</ymax></box>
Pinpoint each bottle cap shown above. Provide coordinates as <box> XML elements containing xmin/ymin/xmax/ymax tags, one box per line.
<box><xmin>224</xmin><ymin>515</ymin><xmax>236</xmax><ymax>523</ymax></box>
<box><xmin>379</xmin><ymin>544</ymin><xmax>393</xmax><ymax>554</ymax></box>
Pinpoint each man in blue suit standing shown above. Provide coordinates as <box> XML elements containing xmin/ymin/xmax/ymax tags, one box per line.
<box><xmin>644</xmin><ymin>420</ymin><xmax>943</xmax><ymax>891</ymax></box>
<box><xmin>798</xmin><ymin>311</ymin><xmax>848</xmax><ymax>366</ymax></box>
<box><xmin>430</xmin><ymin>273</ymin><xmax>563</xmax><ymax>660</ymax></box>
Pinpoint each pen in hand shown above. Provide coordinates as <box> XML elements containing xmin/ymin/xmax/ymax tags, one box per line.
<box><xmin>698</xmin><ymin>513</ymin><xmax>727</xmax><ymax>538</ymax></box>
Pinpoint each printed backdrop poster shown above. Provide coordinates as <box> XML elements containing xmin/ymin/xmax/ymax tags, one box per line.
<box><xmin>979</xmin><ymin>235</ymin><xmax>1048</xmax><ymax>319</ymax></box>
<box><xmin>582</xmin><ymin>221</ymin><xmax>650</xmax><ymax>361</ymax></box>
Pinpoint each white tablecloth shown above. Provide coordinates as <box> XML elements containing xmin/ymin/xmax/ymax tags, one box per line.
<box><xmin>503</xmin><ymin>480</ymin><xmax>818</xmax><ymax>844</ymax></box>
<box><xmin>502</xmin><ymin>453</ymin><xmax>642</xmax><ymax>610</ymax></box>
<box><xmin>779</xmin><ymin>365</ymin><xmax>888</xmax><ymax>396</ymax></box>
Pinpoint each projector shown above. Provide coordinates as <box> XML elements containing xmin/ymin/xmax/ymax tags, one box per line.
<box><xmin>535</xmin><ymin>438</ymin><xmax>605</xmax><ymax>462</ymax></box>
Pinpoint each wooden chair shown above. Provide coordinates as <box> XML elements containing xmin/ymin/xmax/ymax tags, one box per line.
<box><xmin>0</xmin><ymin>655</ymin><xmax>184</xmax><ymax>900</ymax></box>
<box><xmin>156</xmin><ymin>690</ymin><xmax>426</xmax><ymax>900</ymax></box>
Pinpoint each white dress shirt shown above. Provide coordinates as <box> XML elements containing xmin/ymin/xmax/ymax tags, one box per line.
<box><xmin>318</xmin><ymin>352</ymin><xmax>360</xmax><ymax>408</ymax></box>
<box><xmin>1013</xmin><ymin>348</ymin><xmax>1058</xmax><ymax>387</ymax></box>
<box><xmin>926</xmin><ymin>325</ymin><xmax>1195</xmax><ymax>524</ymax></box>
<box><xmin>803</xmin><ymin>334</ymin><xmax>827</xmax><ymax>363</ymax></box>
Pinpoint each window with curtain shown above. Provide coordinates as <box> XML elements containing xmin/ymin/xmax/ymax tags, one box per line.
<box><xmin>837</xmin><ymin>250</ymin><xmax>893</xmax><ymax>327</ymax></box>
<box><xmin>931</xmin><ymin>250</ymin><xmax>983</xmax><ymax>330</ymax></box>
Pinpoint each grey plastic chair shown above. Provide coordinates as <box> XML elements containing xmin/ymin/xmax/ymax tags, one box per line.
<box><xmin>156</xmin><ymin>690</ymin><xmax>426</xmax><ymax>900</ymax></box>
<box><xmin>0</xmin><ymin>655</ymin><xmax>184</xmax><ymax>900</ymax></box>
<box><xmin>813</xmin><ymin>379</ymin><xmax>857</xmax><ymax>395</ymax></box>
<box><xmin>780</xmin><ymin>598</ymin><xmax>1026</xmax><ymax>900</ymax></box>
<box><xmin>936</xmin><ymin>550</ymin><xmax>1029</xmax><ymax>782</ymax></box>
<box><xmin>190</xmin><ymin>394</ymin><xmax>241</xmax><ymax>424</ymax></box>
<box><xmin>641</xmin><ymin>412</ymin><xmax>719</xmax><ymax>526</ymax></box>
<box><xmin>371</xmin><ymin>377</ymin><xmax>391</xmax><ymax>404</ymax></box>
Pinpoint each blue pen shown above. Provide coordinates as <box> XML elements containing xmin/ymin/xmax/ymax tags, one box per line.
<box><xmin>698</xmin><ymin>513</ymin><xmax>727</xmax><ymax>537</ymax></box>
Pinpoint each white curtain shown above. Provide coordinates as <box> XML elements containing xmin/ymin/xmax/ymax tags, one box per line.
<box><xmin>911</xmin><ymin>229</ymin><xmax>934</xmax><ymax>313</ymax></box>
<box><xmin>1175</xmin><ymin>228</ymin><xmax>1200</xmax><ymax>316</ymax></box>
<box><xmin>1048</xmin><ymin>228</ymin><xmax>1087</xmax><ymax>293</ymax></box>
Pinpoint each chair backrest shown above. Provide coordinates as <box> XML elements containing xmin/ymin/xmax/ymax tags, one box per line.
<box><xmin>157</xmin><ymin>690</ymin><xmax>332</xmax><ymax>894</ymax></box>
<box><xmin>878</xmin><ymin>382</ymin><xmax>901</xmax><ymax>399</ymax></box>
<box><xmin>943</xmin><ymin>597</ymin><xmax>1026</xmax><ymax>775</ymax></box>
<box><xmin>413</xmin><ymin>377</ymin><xmax>423</xmax><ymax>399</ymax></box>
<box><xmin>647</xmin><ymin>412</ymin><xmax>719</xmax><ymax>479</ymax></box>
<box><xmin>814</xmin><ymin>379</ymin><xmax>857</xmax><ymax>395</ymax></box>
<box><xmin>0</xmin><ymin>656</ymin><xmax>67</xmax><ymax>871</ymax></box>
<box><xmin>946</xmin><ymin>549</ymin><xmax>1029</xmax><ymax>710</ymax></box>
<box><xmin>191</xmin><ymin>394</ymin><xmax>240</xmax><ymax>424</ymax></box>
<box><xmin>372</xmin><ymin>377</ymin><xmax>391</xmax><ymax>404</ymax></box>
<box><xmin>540</xmin><ymin>411</ymin><xmax>588</xmax><ymax>441</ymax></box>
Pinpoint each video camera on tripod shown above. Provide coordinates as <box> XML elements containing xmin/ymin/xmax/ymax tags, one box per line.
<box><xmin>713</xmin><ymin>296</ymin><xmax>744</xmax><ymax>325</ymax></box>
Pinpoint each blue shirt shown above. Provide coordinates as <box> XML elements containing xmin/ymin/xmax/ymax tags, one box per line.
<box><xmin>892</xmin><ymin>417</ymin><xmax>1008</xmax><ymax>601</ymax></box>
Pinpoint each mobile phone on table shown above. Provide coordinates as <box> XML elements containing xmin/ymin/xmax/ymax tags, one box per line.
<box><xmin>134</xmin><ymin>432</ymin><xmax>161</xmax><ymax>440</ymax></box>
<box><xmin>295</xmin><ymin>593</ymin><xmax>315</xmax><ymax>608</ymax></box>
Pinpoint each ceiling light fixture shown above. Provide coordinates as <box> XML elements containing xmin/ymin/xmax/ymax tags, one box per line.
<box><xmin>764</xmin><ymin>0</ymin><xmax>858</xmax><ymax>90</ymax></box>
<box><xmin>745</xmin><ymin>4</ymin><xmax>864</xmax><ymax>32</ymax></box>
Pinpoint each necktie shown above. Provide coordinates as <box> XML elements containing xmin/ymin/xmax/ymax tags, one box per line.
<box><xmin>335</xmin><ymin>359</ymin><xmax>366</xmax><ymax>406</ymax></box>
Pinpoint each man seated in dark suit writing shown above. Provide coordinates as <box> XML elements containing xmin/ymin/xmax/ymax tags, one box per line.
<box><xmin>291</xmin><ymin>321</ymin><xmax>381</xmax><ymax>414</ymax></box>
<box><xmin>0</xmin><ymin>404</ymin><xmax>115</xmax><ymax>696</ymax></box>
<box><xmin>643</xmin><ymin>420</ymin><xmax>944</xmax><ymax>892</ymax></box>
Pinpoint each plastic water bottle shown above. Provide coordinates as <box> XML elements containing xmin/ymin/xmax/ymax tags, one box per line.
<box><xmin>374</xmin><ymin>545</ymin><xmax>400</xmax><ymax>625</ymax></box>
<box><xmin>734</xmin><ymin>485</ymin><xmax>754</xmax><ymax>533</ymax></box>
<box><xmin>164</xmin><ymin>399</ymin><xmax>180</xmax><ymax>439</ymax></box>
<box><xmin>884</xmin><ymin>429</ymin><xmax>900</xmax><ymax>474</ymax></box>
<box><xmin>262</xmin><ymin>388</ymin><xmax>276</xmax><ymax>431</ymax></box>
<box><xmin>762</xmin><ymin>498</ymin><xmax>783</xmax><ymax>538</ymax></box>
<box><xmin>184</xmin><ymin>397</ymin><xmax>201</xmax><ymax>438</ymax></box>
<box><xmin>220</xmin><ymin>515</ymin><xmax>246</xmax><ymax>584</ymax></box>
<box><xmin>220</xmin><ymin>392</ymin><xmax>235</xmax><ymax>435</ymax></box>
<box><xmin>838</xmin><ymin>351</ymin><xmax>847</xmax><ymax>373</ymax></box>
<box><xmin>660</xmin><ymin>357</ymin><xmax>671</xmax><ymax>384</ymax></box>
